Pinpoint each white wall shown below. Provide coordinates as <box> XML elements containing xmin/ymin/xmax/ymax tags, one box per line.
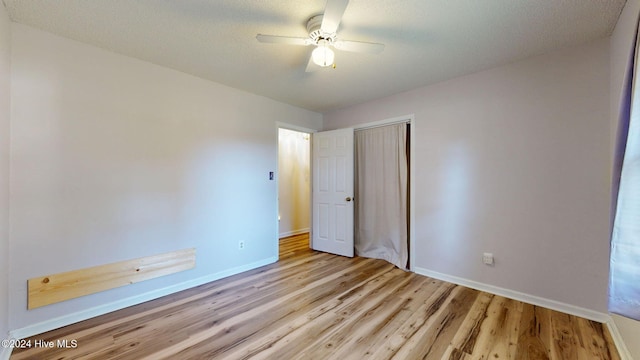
<box><xmin>0</xmin><ymin>2</ymin><xmax>11</xmax><ymax>343</ymax></box>
<box><xmin>610</xmin><ymin>0</ymin><xmax>640</xmax><ymax>357</ymax></box>
<box><xmin>324</xmin><ymin>39</ymin><xmax>611</xmax><ymax>314</ymax></box>
<box><xmin>9</xmin><ymin>23</ymin><xmax>322</xmax><ymax>333</ymax></box>
<box><xmin>278</xmin><ymin>128</ymin><xmax>310</xmax><ymax>237</ymax></box>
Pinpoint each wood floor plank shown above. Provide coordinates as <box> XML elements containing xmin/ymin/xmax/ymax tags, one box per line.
<box><xmin>515</xmin><ymin>304</ymin><xmax>552</xmax><ymax>360</ymax></box>
<box><xmin>573</xmin><ymin>317</ymin><xmax>621</xmax><ymax>360</ymax></box>
<box><xmin>339</xmin><ymin>277</ymin><xmax>441</xmax><ymax>359</ymax></box>
<box><xmin>301</xmin><ymin>273</ymin><xmax>428</xmax><ymax>359</ymax></box>
<box><xmin>389</xmin><ymin>286</ymin><xmax>478</xmax><ymax>360</ymax></box>
<box><xmin>443</xmin><ymin>291</ymin><xmax>494</xmax><ymax>358</ymax></box>
<box><xmin>11</xmin><ymin>233</ymin><xmax>621</xmax><ymax>360</ymax></box>
<box><xmin>462</xmin><ymin>295</ymin><xmax>522</xmax><ymax>359</ymax></box>
<box><xmin>242</xmin><ymin>264</ymin><xmax>407</xmax><ymax>360</ymax></box>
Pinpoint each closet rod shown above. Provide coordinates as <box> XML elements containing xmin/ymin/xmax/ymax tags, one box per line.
<box><xmin>354</xmin><ymin>119</ymin><xmax>410</xmax><ymax>132</ymax></box>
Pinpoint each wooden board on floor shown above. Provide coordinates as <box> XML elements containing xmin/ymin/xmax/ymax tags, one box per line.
<box><xmin>27</xmin><ymin>248</ymin><xmax>195</xmax><ymax>309</ymax></box>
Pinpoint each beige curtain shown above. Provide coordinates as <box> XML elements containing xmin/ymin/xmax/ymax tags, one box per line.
<box><xmin>355</xmin><ymin>123</ymin><xmax>408</xmax><ymax>270</ymax></box>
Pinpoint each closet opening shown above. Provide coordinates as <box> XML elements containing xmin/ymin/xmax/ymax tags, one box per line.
<box><xmin>354</xmin><ymin>121</ymin><xmax>411</xmax><ymax>270</ymax></box>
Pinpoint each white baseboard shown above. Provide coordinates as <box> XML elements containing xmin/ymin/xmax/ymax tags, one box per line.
<box><xmin>10</xmin><ymin>256</ymin><xmax>278</xmax><ymax>340</ymax></box>
<box><xmin>279</xmin><ymin>228</ymin><xmax>310</xmax><ymax>238</ymax></box>
<box><xmin>0</xmin><ymin>342</ymin><xmax>12</xmax><ymax>360</ymax></box>
<box><xmin>414</xmin><ymin>267</ymin><xmax>610</xmax><ymax>323</ymax></box>
<box><xmin>606</xmin><ymin>317</ymin><xmax>634</xmax><ymax>360</ymax></box>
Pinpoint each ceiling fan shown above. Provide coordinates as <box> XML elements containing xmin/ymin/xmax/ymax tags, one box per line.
<box><xmin>256</xmin><ymin>0</ymin><xmax>385</xmax><ymax>72</ymax></box>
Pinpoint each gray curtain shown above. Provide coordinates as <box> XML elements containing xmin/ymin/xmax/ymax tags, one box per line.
<box><xmin>354</xmin><ymin>123</ymin><xmax>408</xmax><ymax>270</ymax></box>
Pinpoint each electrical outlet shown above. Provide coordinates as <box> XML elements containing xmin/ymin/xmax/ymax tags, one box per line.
<box><xmin>483</xmin><ymin>252</ymin><xmax>494</xmax><ymax>265</ymax></box>
<box><xmin>239</xmin><ymin>241</ymin><xmax>245</xmax><ymax>250</ymax></box>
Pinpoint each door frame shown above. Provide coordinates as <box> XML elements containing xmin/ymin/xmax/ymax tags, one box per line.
<box><xmin>275</xmin><ymin>122</ymin><xmax>317</xmax><ymax>257</ymax></box>
<box><xmin>352</xmin><ymin>114</ymin><xmax>415</xmax><ymax>271</ymax></box>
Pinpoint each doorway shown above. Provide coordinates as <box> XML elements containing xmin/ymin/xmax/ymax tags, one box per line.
<box><xmin>277</xmin><ymin>128</ymin><xmax>311</xmax><ymax>249</ymax></box>
<box><xmin>354</xmin><ymin>122</ymin><xmax>410</xmax><ymax>269</ymax></box>
<box><xmin>276</xmin><ymin>116</ymin><xmax>414</xmax><ymax>270</ymax></box>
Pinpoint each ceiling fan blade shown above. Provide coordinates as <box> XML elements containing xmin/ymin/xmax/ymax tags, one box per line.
<box><xmin>334</xmin><ymin>40</ymin><xmax>385</xmax><ymax>54</ymax></box>
<box><xmin>305</xmin><ymin>56</ymin><xmax>320</xmax><ymax>73</ymax></box>
<box><xmin>321</xmin><ymin>0</ymin><xmax>349</xmax><ymax>34</ymax></box>
<box><xmin>256</xmin><ymin>34</ymin><xmax>310</xmax><ymax>46</ymax></box>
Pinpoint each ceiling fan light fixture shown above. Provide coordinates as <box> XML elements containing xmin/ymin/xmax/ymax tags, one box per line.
<box><xmin>312</xmin><ymin>39</ymin><xmax>335</xmax><ymax>67</ymax></box>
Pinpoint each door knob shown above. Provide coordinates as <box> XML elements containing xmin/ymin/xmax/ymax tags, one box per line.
<box><xmin>346</xmin><ymin>197</ymin><xmax>352</xmax><ymax>202</ymax></box>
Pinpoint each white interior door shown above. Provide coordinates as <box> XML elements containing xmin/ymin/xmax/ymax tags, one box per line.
<box><xmin>312</xmin><ymin>128</ymin><xmax>354</xmax><ymax>257</ymax></box>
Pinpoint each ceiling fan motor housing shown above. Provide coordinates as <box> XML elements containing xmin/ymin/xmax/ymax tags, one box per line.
<box><xmin>307</xmin><ymin>15</ymin><xmax>336</xmax><ymax>44</ymax></box>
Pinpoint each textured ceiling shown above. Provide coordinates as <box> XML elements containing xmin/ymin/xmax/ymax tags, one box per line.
<box><xmin>3</xmin><ymin>0</ymin><xmax>626</xmax><ymax>112</ymax></box>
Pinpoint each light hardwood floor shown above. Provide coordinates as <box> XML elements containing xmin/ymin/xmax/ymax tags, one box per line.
<box><xmin>12</xmin><ymin>233</ymin><xmax>620</xmax><ymax>359</ymax></box>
